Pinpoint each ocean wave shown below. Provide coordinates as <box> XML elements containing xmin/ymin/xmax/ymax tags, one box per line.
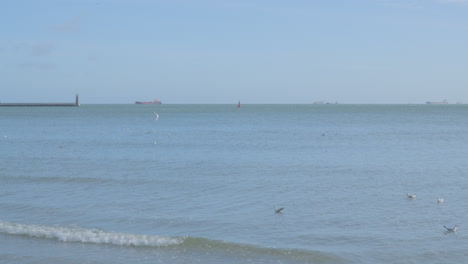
<box><xmin>0</xmin><ymin>221</ymin><xmax>185</xmax><ymax>247</ymax></box>
<box><xmin>182</xmin><ymin>237</ymin><xmax>345</xmax><ymax>263</ymax></box>
<box><xmin>0</xmin><ymin>221</ymin><xmax>345</xmax><ymax>263</ymax></box>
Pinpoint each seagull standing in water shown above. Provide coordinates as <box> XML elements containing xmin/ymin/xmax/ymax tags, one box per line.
<box><xmin>444</xmin><ymin>225</ymin><xmax>458</xmax><ymax>232</ymax></box>
<box><xmin>275</xmin><ymin>207</ymin><xmax>284</xmax><ymax>214</ymax></box>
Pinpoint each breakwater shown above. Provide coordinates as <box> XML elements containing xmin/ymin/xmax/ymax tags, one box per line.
<box><xmin>0</xmin><ymin>95</ymin><xmax>80</xmax><ymax>107</ymax></box>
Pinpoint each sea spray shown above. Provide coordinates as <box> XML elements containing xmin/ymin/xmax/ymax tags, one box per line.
<box><xmin>0</xmin><ymin>221</ymin><xmax>185</xmax><ymax>247</ymax></box>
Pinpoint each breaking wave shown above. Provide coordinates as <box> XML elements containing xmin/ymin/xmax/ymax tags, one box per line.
<box><xmin>0</xmin><ymin>221</ymin><xmax>345</xmax><ymax>263</ymax></box>
<box><xmin>0</xmin><ymin>221</ymin><xmax>185</xmax><ymax>247</ymax></box>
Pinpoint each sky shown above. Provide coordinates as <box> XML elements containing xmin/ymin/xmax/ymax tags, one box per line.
<box><xmin>1</xmin><ymin>0</ymin><xmax>467</xmax><ymax>104</ymax></box>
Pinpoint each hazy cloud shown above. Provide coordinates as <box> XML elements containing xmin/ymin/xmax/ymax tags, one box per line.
<box><xmin>379</xmin><ymin>1</ymin><xmax>424</xmax><ymax>10</ymax></box>
<box><xmin>19</xmin><ymin>63</ymin><xmax>56</xmax><ymax>70</ymax></box>
<box><xmin>379</xmin><ymin>0</ymin><xmax>467</xmax><ymax>8</ymax></box>
<box><xmin>439</xmin><ymin>0</ymin><xmax>467</xmax><ymax>2</ymax></box>
<box><xmin>87</xmin><ymin>53</ymin><xmax>99</xmax><ymax>62</ymax></box>
<box><xmin>53</xmin><ymin>13</ymin><xmax>84</xmax><ymax>33</ymax></box>
<box><xmin>30</xmin><ymin>43</ymin><xmax>55</xmax><ymax>56</ymax></box>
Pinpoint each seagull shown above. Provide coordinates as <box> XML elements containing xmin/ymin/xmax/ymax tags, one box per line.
<box><xmin>275</xmin><ymin>207</ymin><xmax>284</xmax><ymax>214</ymax></box>
<box><xmin>407</xmin><ymin>193</ymin><xmax>416</xmax><ymax>199</ymax></box>
<box><xmin>444</xmin><ymin>225</ymin><xmax>458</xmax><ymax>232</ymax></box>
<box><xmin>154</xmin><ymin>112</ymin><xmax>159</xmax><ymax>120</ymax></box>
<box><xmin>437</xmin><ymin>198</ymin><xmax>444</xmax><ymax>204</ymax></box>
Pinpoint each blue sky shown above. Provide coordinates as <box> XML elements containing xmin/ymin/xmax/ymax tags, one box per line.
<box><xmin>1</xmin><ymin>0</ymin><xmax>467</xmax><ymax>104</ymax></box>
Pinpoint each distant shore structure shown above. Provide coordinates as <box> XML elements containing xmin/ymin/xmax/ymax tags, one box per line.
<box><xmin>313</xmin><ymin>101</ymin><xmax>339</xmax><ymax>104</ymax></box>
<box><xmin>0</xmin><ymin>94</ymin><xmax>80</xmax><ymax>107</ymax></box>
<box><xmin>426</xmin><ymin>100</ymin><xmax>448</xmax><ymax>105</ymax></box>
<box><xmin>135</xmin><ymin>99</ymin><xmax>162</xmax><ymax>105</ymax></box>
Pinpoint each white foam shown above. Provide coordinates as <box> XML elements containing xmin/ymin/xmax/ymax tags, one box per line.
<box><xmin>0</xmin><ymin>221</ymin><xmax>185</xmax><ymax>247</ymax></box>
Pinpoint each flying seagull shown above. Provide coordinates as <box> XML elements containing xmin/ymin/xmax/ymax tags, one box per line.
<box><xmin>437</xmin><ymin>198</ymin><xmax>444</xmax><ymax>204</ymax></box>
<box><xmin>407</xmin><ymin>193</ymin><xmax>416</xmax><ymax>199</ymax></box>
<box><xmin>154</xmin><ymin>112</ymin><xmax>159</xmax><ymax>120</ymax></box>
<box><xmin>275</xmin><ymin>207</ymin><xmax>284</xmax><ymax>214</ymax></box>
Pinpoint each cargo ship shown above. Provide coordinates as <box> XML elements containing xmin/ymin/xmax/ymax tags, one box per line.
<box><xmin>135</xmin><ymin>99</ymin><xmax>161</xmax><ymax>105</ymax></box>
<box><xmin>426</xmin><ymin>100</ymin><xmax>448</xmax><ymax>105</ymax></box>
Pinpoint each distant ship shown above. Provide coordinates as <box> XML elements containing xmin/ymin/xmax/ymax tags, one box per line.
<box><xmin>426</xmin><ymin>100</ymin><xmax>448</xmax><ymax>105</ymax></box>
<box><xmin>135</xmin><ymin>99</ymin><xmax>162</xmax><ymax>105</ymax></box>
<box><xmin>313</xmin><ymin>101</ymin><xmax>339</xmax><ymax>104</ymax></box>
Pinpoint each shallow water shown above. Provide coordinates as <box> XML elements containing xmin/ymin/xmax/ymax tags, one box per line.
<box><xmin>1</xmin><ymin>104</ymin><xmax>467</xmax><ymax>263</ymax></box>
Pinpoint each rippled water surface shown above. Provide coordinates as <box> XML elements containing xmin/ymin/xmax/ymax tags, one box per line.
<box><xmin>1</xmin><ymin>104</ymin><xmax>467</xmax><ymax>263</ymax></box>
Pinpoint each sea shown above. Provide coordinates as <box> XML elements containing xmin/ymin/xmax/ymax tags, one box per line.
<box><xmin>0</xmin><ymin>104</ymin><xmax>467</xmax><ymax>264</ymax></box>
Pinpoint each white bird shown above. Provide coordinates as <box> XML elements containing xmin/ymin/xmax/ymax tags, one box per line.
<box><xmin>437</xmin><ymin>198</ymin><xmax>444</xmax><ymax>204</ymax></box>
<box><xmin>154</xmin><ymin>112</ymin><xmax>159</xmax><ymax>120</ymax></box>
<box><xmin>275</xmin><ymin>207</ymin><xmax>284</xmax><ymax>214</ymax></box>
<box><xmin>407</xmin><ymin>193</ymin><xmax>416</xmax><ymax>199</ymax></box>
<box><xmin>444</xmin><ymin>225</ymin><xmax>458</xmax><ymax>232</ymax></box>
